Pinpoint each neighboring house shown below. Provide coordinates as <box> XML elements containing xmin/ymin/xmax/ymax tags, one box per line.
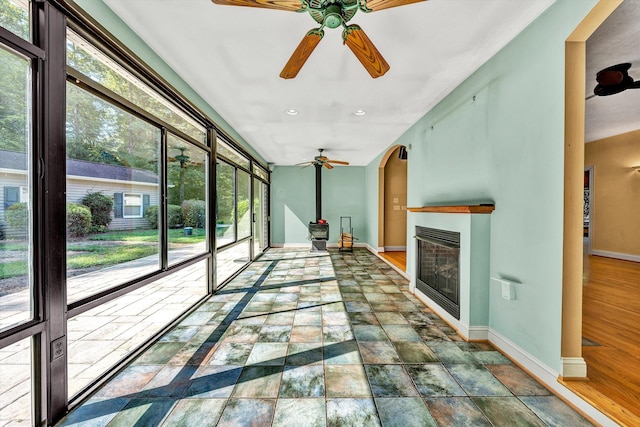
<box><xmin>1</xmin><ymin>149</ymin><xmax>159</xmax><ymax>230</ymax></box>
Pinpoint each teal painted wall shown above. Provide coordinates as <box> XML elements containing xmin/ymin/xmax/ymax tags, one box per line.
<box><xmin>271</xmin><ymin>166</ymin><xmax>366</xmax><ymax>245</ymax></box>
<box><xmin>365</xmin><ymin>0</ymin><xmax>598</xmax><ymax>371</ymax></box>
<box><xmin>74</xmin><ymin>0</ymin><xmax>264</xmax><ymax>163</ymax></box>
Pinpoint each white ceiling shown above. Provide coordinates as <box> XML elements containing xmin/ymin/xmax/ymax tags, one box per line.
<box><xmin>102</xmin><ymin>0</ymin><xmax>556</xmax><ymax>165</ymax></box>
<box><xmin>585</xmin><ymin>0</ymin><xmax>640</xmax><ymax>143</ymax></box>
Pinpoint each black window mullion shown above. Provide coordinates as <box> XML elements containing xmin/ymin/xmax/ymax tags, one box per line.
<box><xmin>208</xmin><ymin>127</ymin><xmax>217</xmax><ymax>293</ymax></box>
<box><xmin>160</xmin><ymin>128</ymin><xmax>169</xmax><ymax>270</ymax></box>
<box><xmin>37</xmin><ymin>1</ymin><xmax>68</xmax><ymax>423</ymax></box>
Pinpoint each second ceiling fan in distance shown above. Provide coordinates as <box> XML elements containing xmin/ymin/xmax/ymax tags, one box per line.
<box><xmin>210</xmin><ymin>0</ymin><xmax>426</xmax><ymax>79</ymax></box>
<box><xmin>296</xmin><ymin>148</ymin><xmax>350</xmax><ymax>169</ymax></box>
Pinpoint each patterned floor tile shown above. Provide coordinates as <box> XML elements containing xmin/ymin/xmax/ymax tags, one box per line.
<box><xmin>59</xmin><ymin>248</ymin><xmax>596</xmax><ymax>427</ymax></box>
<box><xmin>185</xmin><ymin>365</ymin><xmax>242</xmax><ymax>398</ymax></box>
<box><xmin>232</xmin><ymin>366</ymin><xmax>283</xmax><ymax>398</ymax></box>
<box><xmin>521</xmin><ymin>396</ymin><xmax>594</xmax><ymax>427</ymax></box>
<box><xmin>216</xmin><ymin>398</ymin><xmax>275</xmax><ymax>427</ymax></box>
<box><xmin>357</xmin><ymin>342</ymin><xmax>401</xmax><ymax>364</ymax></box>
<box><xmin>272</xmin><ymin>398</ymin><xmax>326</xmax><ymax>427</ymax></box>
<box><xmin>364</xmin><ymin>364</ymin><xmax>419</xmax><ymax>397</ymax></box>
<box><xmin>326</xmin><ymin>398</ymin><xmax>381</xmax><ymax>427</ymax></box>
<box><xmin>279</xmin><ymin>365</ymin><xmax>325</xmax><ymax>398</ymax></box>
<box><xmin>325</xmin><ymin>365</ymin><xmax>372</xmax><ymax>398</ymax></box>
<box><xmin>485</xmin><ymin>364</ymin><xmax>551</xmax><ymax>396</ymax></box>
<box><xmin>160</xmin><ymin>398</ymin><xmax>226</xmax><ymax>426</ymax></box>
<box><xmin>425</xmin><ymin>397</ymin><xmax>492</xmax><ymax>426</ymax></box>
<box><xmin>446</xmin><ymin>363</ymin><xmax>512</xmax><ymax>396</ymax></box>
<box><xmin>472</xmin><ymin>396</ymin><xmax>547</xmax><ymax>426</ymax></box>
<box><xmin>323</xmin><ymin>340</ymin><xmax>362</xmax><ymax>365</ymax></box>
<box><xmin>283</xmin><ymin>341</ymin><xmax>321</xmax><ymax>365</ymax></box>
<box><xmin>393</xmin><ymin>342</ymin><xmax>439</xmax><ymax>363</ymax></box>
<box><xmin>405</xmin><ymin>364</ymin><xmax>466</xmax><ymax>397</ymax></box>
<box><xmin>375</xmin><ymin>397</ymin><xmax>437</xmax><ymax>427</ymax></box>
<box><xmin>245</xmin><ymin>342</ymin><xmax>288</xmax><ymax>366</ymax></box>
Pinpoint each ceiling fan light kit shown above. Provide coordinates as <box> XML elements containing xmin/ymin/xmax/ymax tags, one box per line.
<box><xmin>211</xmin><ymin>0</ymin><xmax>425</xmax><ymax>78</ymax></box>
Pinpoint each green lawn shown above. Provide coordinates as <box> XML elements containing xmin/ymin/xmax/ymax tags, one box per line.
<box><xmin>88</xmin><ymin>228</ymin><xmax>206</xmax><ymax>244</ymax></box>
<box><xmin>0</xmin><ymin>228</ymin><xmax>206</xmax><ymax>279</ymax></box>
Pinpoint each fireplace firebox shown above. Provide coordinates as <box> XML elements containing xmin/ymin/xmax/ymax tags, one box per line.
<box><xmin>415</xmin><ymin>226</ymin><xmax>460</xmax><ymax>319</ymax></box>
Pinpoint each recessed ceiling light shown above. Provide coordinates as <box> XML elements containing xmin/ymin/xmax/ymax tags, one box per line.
<box><xmin>354</xmin><ymin>109</ymin><xmax>366</xmax><ymax>116</ymax></box>
<box><xmin>285</xmin><ymin>109</ymin><xmax>298</xmax><ymax>116</ymax></box>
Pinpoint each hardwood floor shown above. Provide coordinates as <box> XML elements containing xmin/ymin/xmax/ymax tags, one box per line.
<box><xmin>379</xmin><ymin>250</ymin><xmax>406</xmax><ymax>272</ymax></box>
<box><xmin>563</xmin><ymin>255</ymin><xmax>640</xmax><ymax>427</ymax></box>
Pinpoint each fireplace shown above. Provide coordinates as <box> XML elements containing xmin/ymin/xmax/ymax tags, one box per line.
<box><xmin>415</xmin><ymin>226</ymin><xmax>460</xmax><ymax>319</ymax></box>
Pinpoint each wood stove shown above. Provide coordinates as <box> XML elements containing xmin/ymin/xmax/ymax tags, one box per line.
<box><xmin>415</xmin><ymin>226</ymin><xmax>460</xmax><ymax>319</ymax></box>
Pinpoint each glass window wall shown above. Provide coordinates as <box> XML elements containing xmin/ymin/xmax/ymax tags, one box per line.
<box><xmin>0</xmin><ymin>45</ymin><xmax>32</xmax><ymax>332</ymax></box>
<box><xmin>167</xmin><ymin>134</ymin><xmax>208</xmax><ymax>266</ymax></box>
<box><xmin>0</xmin><ymin>337</ymin><xmax>32</xmax><ymax>425</ymax></box>
<box><xmin>0</xmin><ymin>0</ymin><xmax>30</xmax><ymax>41</ymax></box>
<box><xmin>66</xmin><ymin>83</ymin><xmax>161</xmax><ymax>303</ymax></box>
<box><xmin>67</xmin><ymin>260</ymin><xmax>208</xmax><ymax>397</ymax></box>
<box><xmin>216</xmin><ymin>160</ymin><xmax>235</xmax><ymax>247</ymax></box>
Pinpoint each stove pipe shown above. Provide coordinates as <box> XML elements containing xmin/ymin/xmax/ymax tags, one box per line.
<box><xmin>315</xmin><ymin>163</ymin><xmax>322</xmax><ymax>221</ymax></box>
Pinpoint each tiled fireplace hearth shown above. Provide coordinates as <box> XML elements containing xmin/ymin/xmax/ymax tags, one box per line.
<box><xmin>407</xmin><ymin>205</ymin><xmax>494</xmax><ymax>341</ymax></box>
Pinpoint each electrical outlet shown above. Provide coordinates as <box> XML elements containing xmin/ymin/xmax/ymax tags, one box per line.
<box><xmin>51</xmin><ymin>336</ymin><xmax>65</xmax><ymax>361</ymax></box>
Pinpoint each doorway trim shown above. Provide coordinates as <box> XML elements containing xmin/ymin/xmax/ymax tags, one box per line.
<box><xmin>561</xmin><ymin>0</ymin><xmax>622</xmax><ymax>378</ymax></box>
<box><xmin>377</xmin><ymin>145</ymin><xmax>405</xmax><ymax>251</ymax></box>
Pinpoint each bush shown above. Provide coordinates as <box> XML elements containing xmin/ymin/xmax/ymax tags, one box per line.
<box><xmin>144</xmin><ymin>205</ymin><xmax>182</xmax><ymax>229</ymax></box>
<box><xmin>0</xmin><ymin>221</ymin><xmax>5</xmax><ymax>240</ymax></box>
<box><xmin>168</xmin><ymin>205</ymin><xmax>182</xmax><ymax>228</ymax></box>
<box><xmin>236</xmin><ymin>199</ymin><xmax>250</xmax><ymax>221</ymax></box>
<box><xmin>81</xmin><ymin>192</ymin><xmax>113</xmax><ymax>232</ymax></box>
<box><xmin>6</xmin><ymin>203</ymin><xmax>28</xmax><ymax>235</ymax></box>
<box><xmin>181</xmin><ymin>199</ymin><xmax>206</xmax><ymax>228</ymax></box>
<box><xmin>145</xmin><ymin>206</ymin><xmax>159</xmax><ymax>229</ymax></box>
<box><xmin>67</xmin><ymin>203</ymin><xmax>92</xmax><ymax>238</ymax></box>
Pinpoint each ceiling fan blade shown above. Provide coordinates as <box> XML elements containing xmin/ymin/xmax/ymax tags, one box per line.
<box><xmin>295</xmin><ymin>161</ymin><xmax>313</xmax><ymax>166</ymax></box>
<box><xmin>323</xmin><ymin>162</ymin><xmax>334</xmax><ymax>169</ymax></box>
<box><xmin>363</xmin><ymin>0</ymin><xmax>426</xmax><ymax>12</ymax></box>
<box><xmin>343</xmin><ymin>25</ymin><xmax>390</xmax><ymax>78</ymax></box>
<box><xmin>211</xmin><ymin>0</ymin><xmax>302</xmax><ymax>12</ymax></box>
<box><xmin>280</xmin><ymin>29</ymin><xmax>324</xmax><ymax>79</ymax></box>
<box><xmin>326</xmin><ymin>159</ymin><xmax>349</xmax><ymax>165</ymax></box>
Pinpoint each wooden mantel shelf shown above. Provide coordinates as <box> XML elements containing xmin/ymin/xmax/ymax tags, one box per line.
<box><xmin>407</xmin><ymin>205</ymin><xmax>495</xmax><ymax>214</ymax></box>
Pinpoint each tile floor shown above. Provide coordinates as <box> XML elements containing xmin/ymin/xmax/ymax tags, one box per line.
<box><xmin>57</xmin><ymin>248</ymin><xmax>593</xmax><ymax>427</ymax></box>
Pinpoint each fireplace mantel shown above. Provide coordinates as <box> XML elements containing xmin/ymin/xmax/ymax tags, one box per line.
<box><xmin>407</xmin><ymin>205</ymin><xmax>495</xmax><ymax>214</ymax></box>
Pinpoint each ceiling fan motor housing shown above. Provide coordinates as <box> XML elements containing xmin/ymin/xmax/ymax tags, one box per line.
<box><xmin>324</xmin><ymin>4</ymin><xmax>343</xmax><ymax>28</ymax></box>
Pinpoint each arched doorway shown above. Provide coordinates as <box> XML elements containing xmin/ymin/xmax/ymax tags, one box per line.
<box><xmin>378</xmin><ymin>145</ymin><xmax>408</xmax><ymax>270</ymax></box>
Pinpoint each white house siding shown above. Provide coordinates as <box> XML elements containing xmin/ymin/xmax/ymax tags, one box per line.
<box><xmin>67</xmin><ymin>176</ymin><xmax>159</xmax><ymax>230</ymax></box>
<box><xmin>0</xmin><ymin>169</ymin><xmax>28</xmax><ymax>222</ymax></box>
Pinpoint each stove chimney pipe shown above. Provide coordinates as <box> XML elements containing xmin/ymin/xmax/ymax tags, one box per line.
<box><xmin>315</xmin><ymin>163</ymin><xmax>322</xmax><ymax>221</ymax></box>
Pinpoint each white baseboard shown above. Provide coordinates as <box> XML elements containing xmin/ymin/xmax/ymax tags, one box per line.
<box><xmin>467</xmin><ymin>326</ymin><xmax>489</xmax><ymax>341</ymax></box>
<box><xmin>488</xmin><ymin>330</ymin><xmax>616</xmax><ymax>427</ymax></box>
<box><xmin>591</xmin><ymin>249</ymin><xmax>640</xmax><ymax>263</ymax></box>
<box><xmin>384</xmin><ymin>246</ymin><xmax>406</xmax><ymax>251</ymax></box>
<box><xmin>561</xmin><ymin>357</ymin><xmax>587</xmax><ymax>378</ymax></box>
<box><xmin>377</xmin><ymin>247</ymin><xmax>385</xmax><ymax>252</ymax></box>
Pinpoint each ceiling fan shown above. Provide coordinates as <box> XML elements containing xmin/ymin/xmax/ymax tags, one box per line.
<box><xmin>210</xmin><ymin>0</ymin><xmax>425</xmax><ymax>79</ymax></box>
<box><xmin>586</xmin><ymin>63</ymin><xmax>640</xmax><ymax>99</ymax></box>
<box><xmin>296</xmin><ymin>148</ymin><xmax>350</xmax><ymax>169</ymax></box>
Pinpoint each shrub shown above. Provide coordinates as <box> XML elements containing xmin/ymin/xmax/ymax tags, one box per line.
<box><xmin>168</xmin><ymin>205</ymin><xmax>182</xmax><ymax>228</ymax></box>
<box><xmin>181</xmin><ymin>199</ymin><xmax>206</xmax><ymax>228</ymax></box>
<box><xmin>6</xmin><ymin>203</ymin><xmax>28</xmax><ymax>235</ymax></box>
<box><xmin>144</xmin><ymin>205</ymin><xmax>182</xmax><ymax>229</ymax></box>
<box><xmin>81</xmin><ymin>192</ymin><xmax>113</xmax><ymax>232</ymax></box>
<box><xmin>145</xmin><ymin>206</ymin><xmax>159</xmax><ymax>229</ymax></box>
<box><xmin>67</xmin><ymin>203</ymin><xmax>92</xmax><ymax>238</ymax></box>
<box><xmin>236</xmin><ymin>199</ymin><xmax>250</xmax><ymax>221</ymax></box>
